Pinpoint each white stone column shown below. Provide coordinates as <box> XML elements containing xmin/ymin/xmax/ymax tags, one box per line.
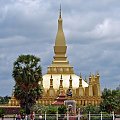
<box><xmin>101</xmin><ymin>111</ymin><xmax>102</xmax><ymax>120</ymax></box>
<box><xmin>78</xmin><ymin>108</ymin><xmax>80</xmax><ymax>120</ymax></box>
<box><xmin>56</xmin><ymin>111</ymin><xmax>58</xmax><ymax>120</ymax></box>
<box><xmin>67</xmin><ymin>108</ymin><xmax>69</xmax><ymax>120</ymax></box>
<box><xmin>89</xmin><ymin>111</ymin><xmax>90</xmax><ymax>120</ymax></box>
<box><xmin>45</xmin><ymin>112</ymin><xmax>46</xmax><ymax>120</ymax></box>
<box><xmin>112</xmin><ymin>111</ymin><xmax>115</xmax><ymax>120</ymax></box>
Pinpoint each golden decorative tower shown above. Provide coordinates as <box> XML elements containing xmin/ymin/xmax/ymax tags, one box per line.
<box><xmin>47</xmin><ymin>5</ymin><xmax>74</xmax><ymax>74</ymax></box>
<box><xmin>8</xmin><ymin>89</ymin><xmax>19</xmax><ymax>106</ymax></box>
<box><xmin>47</xmin><ymin>75</ymin><xmax>55</xmax><ymax>97</ymax></box>
<box><xmin>88</xmin><ymin>74</ymin><xmax>93</xmax><ymax>96</ymax></box>
<box><xmin>76</xmin><ymin>74</ymin><xmax>84</xmax><ymax>96</ymax></box>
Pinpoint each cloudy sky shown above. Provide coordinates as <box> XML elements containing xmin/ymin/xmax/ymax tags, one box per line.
<box><xmin>0</xmin><ymin>0</ymin><xmax>120</xmax><ymax>96</ymax></box>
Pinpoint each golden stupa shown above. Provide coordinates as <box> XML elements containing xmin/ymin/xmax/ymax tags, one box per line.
<box><xmin>36</xmin><ymin>7</ymin><xmax>101</xmax><ymax>106</ymax></box>
<box><xmin>9</xmin><ymin>7</ymin><xmax>101</xmax><ymax>106</ymax></box>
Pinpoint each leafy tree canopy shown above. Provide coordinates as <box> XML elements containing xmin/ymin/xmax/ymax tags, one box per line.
<box><xmin>0</xmin><ymin>96</ymin><xmax>10</xmax><ymax>104</ymax></box>
<box><xmin>100</xmin><ymin>88</ymin><xmax>120</xmax><ymax>113</ymax></box>
<box><xmin>13</xmin><ymin>55</ymin><xmax>43</xmax><ymax>114</ymax></box>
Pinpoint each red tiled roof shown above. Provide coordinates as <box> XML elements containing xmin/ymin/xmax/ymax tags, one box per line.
<box><xmin>52</xmin><ymin>92</ymin><xmax>66</xmax><ymax>105</ymax></box>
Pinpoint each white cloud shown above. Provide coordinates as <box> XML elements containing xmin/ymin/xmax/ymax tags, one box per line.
<box><xmin>89</xmin><ymin>18</ymin><xmax>120</xmax><ymax>39</ymax></box>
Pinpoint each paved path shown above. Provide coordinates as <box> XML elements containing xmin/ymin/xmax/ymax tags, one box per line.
<box><xmin>115</xmin><ymin>118</ymin><xmax>120</xmax><ymax>120</ymax></box>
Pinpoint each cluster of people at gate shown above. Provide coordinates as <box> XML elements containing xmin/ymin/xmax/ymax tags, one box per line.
<box><xmin>15</xmin><ymin>111</ymin><xmax>42</xmax><ymax>120</ymax></box>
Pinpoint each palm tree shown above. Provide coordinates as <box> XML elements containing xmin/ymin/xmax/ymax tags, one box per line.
<box><xmin>13</xmin><ymin>55</ymin><xmax>43</xmax><ymax>114</ymax></box>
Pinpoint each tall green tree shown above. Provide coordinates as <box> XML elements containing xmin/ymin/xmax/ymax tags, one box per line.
<box><xmin>100</xmin><ymin>88</ymin><xmax>120</xmax><ymax>113</ymax></box>
<box><xmin>13</xmin><ymin>55</ymin><xmax>43</xmax><ymax>114</ymax></box>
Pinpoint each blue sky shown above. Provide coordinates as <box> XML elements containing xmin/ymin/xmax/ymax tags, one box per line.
<box><xmin>0</xmin><ymin>0</ymin><xmax>120</xmax><ymax>96</ymax></box>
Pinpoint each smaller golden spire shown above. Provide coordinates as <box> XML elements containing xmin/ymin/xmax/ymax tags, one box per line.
<box><xmin>80</xmin><ymin>73</ymin><xmax>82</xmax><ymax>78</ymax></box>
<box><xmin>79</xmin><ymin>73</ymin><xmax>82</xmax><ymax>87</ymax></box>
<box><xmin>96</xmin><ymin>71</ymin><xmax>100</xmax><ymax>77</ymax></box>
<box><xmin>96</xmin><ymin>71</ymin><xmax>100</xmax><ymax>84</ymax></box>
<box><xmin>69</xmin><ymin>75</ymin><xmax>72</xmax><ymax>89</ymax></box>
<box><xmin>61</xmin><ymin>74</ymin><xmax>62</xmax><ymax>79</ymax></box>
<box><xmin>59</xmin><ymin>79</ymin><xmax>63</xmax><ymax>90</ymax></box>
<box><xmin>51</xmin><ymin>74</ymin><xmax>52</xmax><ymax>79</ymax></box>
<box><xmin>59</xmin><ymin>74</ymin><xmax>63</xmax><ymax>90</ymax></box>
<box><xmin>89</xmin><ymin>73</ymin><xmax>92</xmax><ymax>85</ymax></box>
<box><xmin>95</xmin><ymin>75</ymin><xmax>97</xmax><ymax>82</ymax></box>
<box><xmin>70</xmin><ymin>74</ymin><xmax>72</xmax><ymax>79</ymax></box>
<box><xmin>50</xmin><ymin>75</ymin><xmax>53</xmax><ymax>88</ymax></box>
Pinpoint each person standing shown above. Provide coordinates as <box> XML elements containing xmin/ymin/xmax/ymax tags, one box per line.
<box><xmin>30</xmin><ymin>112</ymin><xmax>35</xmax><ymax>120</ymax></box>
<box><xmin>39</xmin><ymin>114</ymin><xmax>42</xmax><ymax>120</ymax></box>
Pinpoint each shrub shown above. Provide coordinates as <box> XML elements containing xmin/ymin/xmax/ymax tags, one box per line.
<box><xmin>46</xmin><ymin>106</ymin><xmax>57</xmax><ymax>114</ymax></box>
<box><xmin>58</xmin><ymin>105</ymin><xmax>67</xmax><ymax>114</ymax></box>
<box><xmin>0</xmin><ymin>108</ymin><xmax>5</xmax><ymax>117</ymax></box>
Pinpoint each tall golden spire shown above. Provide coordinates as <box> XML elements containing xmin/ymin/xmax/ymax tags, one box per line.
<box><xmin>47</xmin><ymin>5</ymin><xmax>74</xmax><ymax>74</ymax></box>
<box><xmin>54</xmin><ymin>4</ymin><xmax>66</xmax><ymax>47</ymax></box>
